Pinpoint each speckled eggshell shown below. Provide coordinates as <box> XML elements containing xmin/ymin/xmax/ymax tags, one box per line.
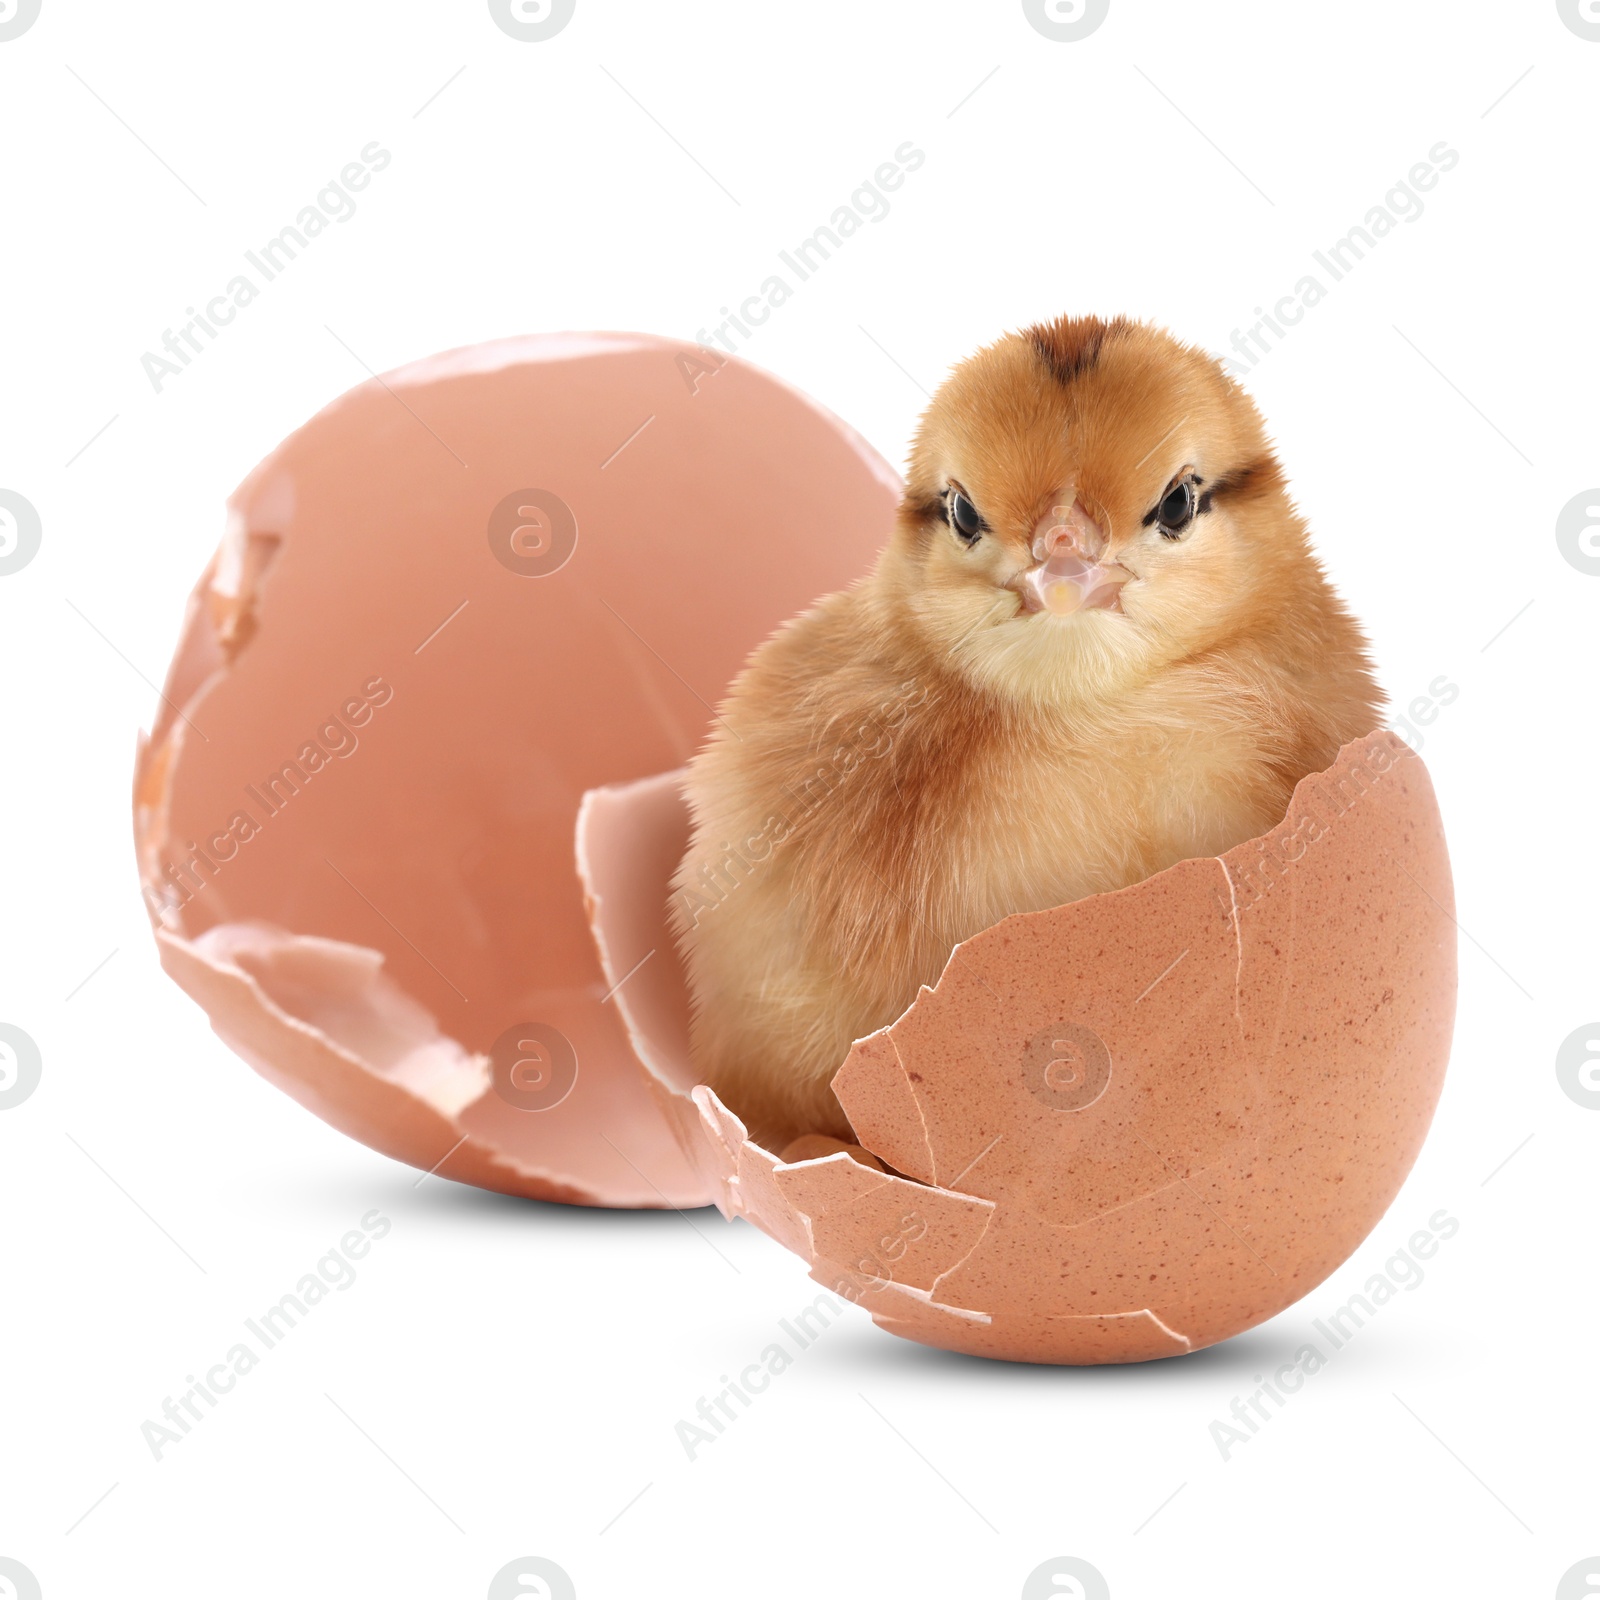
<box><xmin>587</xmin><ymin>732</ymin><xmax>1457</xmax><ymax>1363</ymax></box>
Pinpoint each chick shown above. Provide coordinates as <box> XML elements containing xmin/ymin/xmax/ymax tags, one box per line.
<box><xmin>671</xmin><ymin>316</ymin><xmax>1381</xmax><ymax>1151</ymax></box>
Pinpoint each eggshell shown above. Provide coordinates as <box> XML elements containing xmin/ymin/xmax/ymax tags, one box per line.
<box><xmin>585</xmin><ymin>732</ymin><xmax>1457</xmax><ymax>1361</ymax></box>
<box><xmin>134</xmin><ymin>333</ymin><xmax>899</xmax><ymax>1207</ymax></box>
<box><xmin>138</xmin><ymin>335</ymin><xmax>1456</xmax><ymax>1361</ymax></box>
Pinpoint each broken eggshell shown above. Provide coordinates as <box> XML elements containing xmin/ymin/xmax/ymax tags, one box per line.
<box><xmin>134</xmin><ymin>332</ymin><xmax>900</xmax><ymax>1208</ymax></box>
<box><xmin>137</xmin><ymin>334</ymin><xmax>1457</xmax><ymax>1362</ymax></box>
<box><xmin>585</xmin><ymin>732</ymin><xmax>1457</xmax><ymax>1363</ymax></box>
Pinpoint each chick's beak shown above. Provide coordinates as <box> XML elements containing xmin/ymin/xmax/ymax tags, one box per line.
<box><xmin>1015</xmin><ymin>498</ymin><xmax>1130</xmax><ymax>616</ymax></box>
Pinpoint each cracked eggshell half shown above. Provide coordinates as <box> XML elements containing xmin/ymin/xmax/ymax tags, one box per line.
<box><xmin>134</xmin><ymin>333</ymin><xmax>900</xmax><ymax>1207</ymax></box>
<box><xmin>585</xmin><ymin>731</ymin><xmax>1457</xmax><ymax>1363</ymax></box>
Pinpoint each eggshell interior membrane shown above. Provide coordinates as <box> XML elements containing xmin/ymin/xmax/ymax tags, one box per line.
<box><xmin>134</xmin><ymin>333</ymin><xmax>900</xmax><ymax>1208</ymax></box>
<box><xmin>137</xmin><ymin>334</ymin><xmax>1457</xmax><ymax>1362</ymax></box>
<box><xmin>582</xmin><ymin>733</ymin><xmax>1456</xmax><ymax>1363</ymax></box>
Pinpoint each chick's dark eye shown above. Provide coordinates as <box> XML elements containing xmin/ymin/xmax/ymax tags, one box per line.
<box><xmin>948</xmin><ymin>490</ymin><xmax>983</xmax><ymax>544</ymax></box>
<box><xmin>1157</xmin><ymin>479</ymin><xmax>1195</xmax><ymax>538</ymax></box>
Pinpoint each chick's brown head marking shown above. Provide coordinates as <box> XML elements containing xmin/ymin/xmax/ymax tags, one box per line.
<box><xmin>879</xmin><ymin>315</ymin><xmax>1310</xmax><ymax>709</ymax></box>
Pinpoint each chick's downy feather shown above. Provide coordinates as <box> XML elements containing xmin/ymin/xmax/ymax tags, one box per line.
<box><xmin>671</xmin><ymin>317</ymin><xmax>1381</xmax><ymax>1149</ymax></box>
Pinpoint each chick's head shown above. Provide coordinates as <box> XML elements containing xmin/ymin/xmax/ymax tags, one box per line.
<box><xmin>881</xmin><ymin>316</ymin><xmax>1309</xmax><ymax>708</ymax></box>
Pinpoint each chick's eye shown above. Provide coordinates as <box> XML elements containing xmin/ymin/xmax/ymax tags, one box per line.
<box><xmin>1156</xmin><ymin>479</ymin><xmax>1195</xmax><ymax>538</ymax></box>
<box><xmin>948</xmin><ymin>490</ymin><xmax>983</xmax><ymax>544</ymax></box>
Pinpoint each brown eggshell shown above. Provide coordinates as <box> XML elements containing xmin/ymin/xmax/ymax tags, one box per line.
<box><xmin>134</xmin><ymin>333</ymin><xmax>899</xmax><ymax>1207</ymax></box>
<box><xmin>584</xmin><ymin>732</ymin><xmax>1457</xmax><ymax>1362</ymax></box>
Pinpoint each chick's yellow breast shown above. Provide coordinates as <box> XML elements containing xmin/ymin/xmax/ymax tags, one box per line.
<box><xmin>673</xmin><ymin>596</ymin><xmax>1290</xmax><ymax>1148</ymax></box>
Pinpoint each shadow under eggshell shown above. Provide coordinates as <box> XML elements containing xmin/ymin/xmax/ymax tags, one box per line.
<box><xmin>584</xmin><ymin>732</ymin><xmax>1457</xmax><ymax>1363</ymax></box>
<box><xmin>135</xmin><ymin>332</ymin><xmax>900</xmax><ymax>1207</ymax></box>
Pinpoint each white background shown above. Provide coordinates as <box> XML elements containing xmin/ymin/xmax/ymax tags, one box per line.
<box><xmin>2</xmin><ymin>2</ymin><xmax>1596</xmax><ymax>1597</ymax></box>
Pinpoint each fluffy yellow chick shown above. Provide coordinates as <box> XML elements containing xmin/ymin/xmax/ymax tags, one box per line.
<box><xmin>671</xmin><ymin>316</ymin><xmax>1381</xmax><ymax>1151</ymax></box>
